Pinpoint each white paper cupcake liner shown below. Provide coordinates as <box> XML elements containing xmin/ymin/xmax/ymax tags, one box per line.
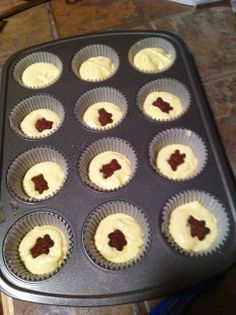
<box><xmin>9</xmin><ymin>94</ymin><xmax>65</xmax><ymax>139</ymax></box>
<box><xmin>74</xmin><ymin>86</ymin><xmax>128</xmax><ymax>131</ymax></box>
<box><xmin>13</xmin><ymin>51</ymin><xmax>63</xmax><ymax>89</ymax></box>
<box><xmin>3</xmin><ymin>211</ymin><xmax>73</xmax><ymax>282</ymax></box>
<box><xmin>128</xmin><ymin>37</ymin><xmax>176</xmax><ymax>74</ymax></box>
<box><xmin>82</xmin><ymin>200</ymin><xmax>151</xmax><ymax>270</ymax></box>
<box><xmin>78</xmin><ymin>137</ymin><xmax>138</xmax><ymax>191</ymax></box>
<box><xmin>71</xmin><ymin>44</ymin><xmax>119</xmax><ymax>82</ymax></box>
<box><xmin>161</xmin><ymin>190</ymin><xmax>230</xmax><ymax>257</ymax></box>
<box><xmin>149</xmin><ymin>128</ymin><xmax>208</xmax><ymax>181</ymax></box>
<box><xmin>7</xmin><ymin>147</ymin><xmax>69</xmax><ymax>202</ymax></box>
<box><xmin>137</xmin><ymin>78</ymin><xmax>191</xmax><ymax>121</ymax></box>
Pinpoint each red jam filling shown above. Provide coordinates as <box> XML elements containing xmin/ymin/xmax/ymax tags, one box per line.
<box><xmin>35</xmin><ymin>118</ymin><xmax>53</xmax><ymax>132</ymax></box>
<box><xmin>31</xmin><ymin>174</ymin><xmax>49</xmax><ymax>194</ymax></box>
<box><xmin>187</xmin><ymin>215</ymin><xmax>210</xmax><ymax>241</ymax></box>
<box><xmin>100</xmin><ymin>159</ymin><xmax>121</xmax><ymax>179</ymax></box>
<box><xmin>153</xmin><ymin>97</ymin><xmax>173</xmax><ymax>113</ymax></box>
<box><xmin>30</xmin><ymin>234</ymin><xmax>54</xmax><ymax>258</ymax></box>
<box><xmin>108</xmin><ymin>229</ymin><xmax>127</xmax><ymax>251</ymax></box>
<box><xmin>167</xmin><ymin>149</ymin><xmax>186</xmax><ymax>171</ymax></box>
<box><xmin>98</xmin><ymin>108</ymin><xmax>113</xmax><ymax>126</ymax></box>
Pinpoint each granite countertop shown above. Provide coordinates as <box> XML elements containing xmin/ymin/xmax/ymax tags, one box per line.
<box><xmin>0</xmin><ymin>1</ymin><xmax>235</xmax><ymax>314</ymax></box>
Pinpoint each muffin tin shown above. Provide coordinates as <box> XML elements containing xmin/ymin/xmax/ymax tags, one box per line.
<box><xmin>0</xmin><ymin>31</ymin><xmax>236</xmax><ymax>306</ymax></box>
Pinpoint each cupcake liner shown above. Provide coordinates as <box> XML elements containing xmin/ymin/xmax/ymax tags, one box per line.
<box><xmin>78</xmin><ymin>137</ymin><xmax>137</xmax><ymax>191</ymax></box>
<box><xmin>149</xmin><ymin>128</ymin><xmax>207</xmax><ymax>181</ymax></box>
<box><xmin>137</xmin><ymin>78</ymin><xmax>191</xmax><ymax>122</ymax></box>
<box><xmin>7</xmin><ymin>147</ymin><xmax>69</xmax><ymax>202</ymax></box>
<box><xmin>74</xmin><ymin>87</ymin><xmax>128</xmax><ymax>131</ymax></box>
<box><xmin>161</xmin><ymin>190</ymin><xmax>230</xmax><ymax>256</ymax></box>
<box><xmin>128</xmin><ymin>37</ymin><xmax>176</xmax><ymax>74</ymax></box>
<box><xmin>9</xmin><ymin>94</ymin><xmax>65</xmax><ymax>139</ymax></box>
<box><xmin>82</xmin><ymin>200</ymin><xmax>151</xmax><ymax>270</ymax></box>
<box><xmin>13</xmin><ymin>51</ymin><xmax>63</xmax><ymax>89</ymax></box>
<box><xmin>3</xmin><ymin>211</ymin><xmax>73</xmax><ymax>281</ymax></box>
<box><xmin>71</xmin><ymin>44</ymin><xmax>119</xmax><ymax>82</ymax></box>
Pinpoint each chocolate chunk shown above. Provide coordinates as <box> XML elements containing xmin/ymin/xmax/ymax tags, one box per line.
<box><xmin>100</xmin><ymin>159</ymin><xmax>121</xmax><ymax>179</ymax></box>
<box><xmin>31</xmin><ymin>174</ymin><xmax>49</xmax><ymax>194</ymax></box>
<box><xmin>167</xmin><ymin>149</ymin><xmax>186</xmax><ymax>171</ymax></box>
<box><xmin>153</xmin><ymin>97</ymin><xmax>173</xmax><ymax>113</ymax></box>
<box><xmin>187</xmin><ymin>215</ymin><xmax>210</xmax><ymax>241</ymax></box>
<box><xmin>108</xmin><ymin>229</ymin><xmax>127</xmax><ymax>251</ymax></box>
<box><xmin>30</xmin><ymin>234</ymin><xmax>54</xmax><ymax>258</ymax></box>
<box><xmin>36</xmin><ymin>118</ymin><xmax>53</xmax><ymax>132</ymax></box>
<box><xmin>98</xmin><ymin>108</ymin><xmax>113</xmax><ymax>126</ymax></box>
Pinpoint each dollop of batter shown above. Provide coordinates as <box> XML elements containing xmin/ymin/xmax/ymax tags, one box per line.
<box><xmin>20</xmin><ymin>109</ymin><xmax>60</xmax><ymax>137</ymax></box>
<box><xmin>168</xmin><ymin>201</ymin><xmax>218</xmax><ymax>252</ymax></box>
<box><xmin>19</xmin><ymin>225</ymin><xmax>67</xmax><ymax>274</ymax></box>
<box><xmin>88</xmin><ymin>151</ymin><xmax>131</xmax><ymax>190</ymax></box>
<box><xmin>79</xmin><ymin>56</ymin><xmax>115</xmax><ymax>81</ymax></box>
<box><xmin>156</xmin><ymin>144</ymin><xmax>197</xmax><ymax>180</ymax></box>
<box><xmin>22</xmin><ymin>62</ymin><xmax>60</xmax><ymax>88</ymax></box>
<box><xmin>83</xmin><ymin>102</ymin><xmax>122</xmax><ymax>129</ymax></box>
<box><xmin>95</xmin><ymin>213</ymin><xmax>144</xmax><ymax>263</ymax></box>
<box><xmin>133</xmin><ymin>48</ymin><xmax>172</xmax><ymax>73</ymax></box>
<box><xmin>143</xmin><ymin>91</ymin><xmax>183</xmax><ymax>120</ymax></box>
<box><xmin>23</xmin><ymin>161</ymin><xmax>65</xmax><ymax>199</ymax></box>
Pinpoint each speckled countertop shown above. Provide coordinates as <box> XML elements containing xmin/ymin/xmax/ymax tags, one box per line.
<box><xmin>0</xmin><ymin>1</ymin><xmax>235</xmax><ymax>314</ymax></box>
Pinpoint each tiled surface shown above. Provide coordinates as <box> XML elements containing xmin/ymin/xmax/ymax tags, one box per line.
<box><xmin>0</xmin><ymin>1</ymin><xmax>236</xmax><ymax>314</ymax></box>
<box><xmin>0</xmin><ymin>2</ymin><xmax>53</xmax><ymax>67</ymax></box>
<box><xmin>12</xmin><ymin>299</ymin><xmax>145</xmax><ymax>315</ymax></box>
<box><xmin>150</xmin><ymin>7</ymin><xmax>236</xmax><ymax>80</ymax></box>
<box><xmin>134</xmin><ymin>0</ymin><xmax>189</xmax><ymax>19</ymax></box>
<box><xmin>51</xmin><ymin>0</ymin><xmax>142</xmax><ymax>37</ymax></box>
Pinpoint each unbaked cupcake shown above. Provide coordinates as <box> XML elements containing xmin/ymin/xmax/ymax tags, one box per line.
<box><xmin>82</xmin><ymin>201</ymin><xmax>151</xmax><ymax>269</ymax></box>
<box><xmin>137</xmin><ymin>79</ymin><xmax>190</xmax><ymax>121</ymax></box>
<box><xmin>74</xmin><ymin>87</ymin><xmax>127</xmax><ymax>131</ymax></box>
<box><xmin>78</xmin><ymin>138</ymin><xmax>137</xmax><ymax>191</ymax></box>
<box><xmin>72</xmin><ymin>44</ymin><xmax>119</xmax><ymax>82</ymax></box>
<box><xmin>7</xmin><ymin>147</ymin><xmax>68</xmax><ymax>202</ymax></box>
<box><xmin>9</xmin><ymin>94</ymin><xmax>65</xmax><ymax>139</ymax></box>
<box><xmin>149</xmin><ymin>128</ymin><xmax>207</xmax><ymax>181</ymax></box>
<box><xmin>162</xmin><ymin>190</ymin><xmax>229</xmax><ymax>256</ymax></box>
<box><xmin>128</xmin><ymin>37</ymin><xmax>176</xmax><ymax>73</ymax></box>
<box><xmin>13</xmin><ymin>52</ymin><xmax>62</xmax><ymax>89</ymax></box>
<box><xmin>4</xmin><ymin>211</ymin><xmax>73</xmax><ymax>281</ymax></box>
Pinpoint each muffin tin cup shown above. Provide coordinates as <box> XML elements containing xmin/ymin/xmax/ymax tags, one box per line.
<box><xmin>137</xmin><ymin>78</ymin><xmax>191</xmax><ymax>122</ymax></box>
<box><xmin>78</xmin><ymin>137</ymin><xmax>138</xmax><ymax>191</ymax></box>
<box><xmin>7</xmin><ymin>146</ymin><xmax>69</xmax><ymax>202</ymax></box>
<box><xmin>82</xmin><ymin>200</ymin><xmax>151</xmax><ymax>270</ymax></box>
<box><xmin>13</xmin><ymin>51</ymin><xmax>63</xmax><ymax>89</ymax></box>
<box><xmin>3</xmin><ymin>211</ymin><xmax>73</xmax><ymax>282</ymax></box>
<box><xmin>149</xmin><ymin>128</ymin><xmax>208</xmax><ymax>181</ymax></box>
<box><xmin>161</xmin><ymin>190</ymin><xmax>230</xmax><ymax>257</ymax></box>
<box><xmin>74</xmin><ymin>87</ymin><xmax>128</xmax><ymax>131</ymax></box>
<box><xmin>128</xmin><ymin>37</ymin><xmax>176</xmax><ymax>74</ymax></box>
<box><xmin>72</xmin><ymin>44</ymin><xmax>119</xmax><ymax>82</ymax></box>
<box><xmin>9</xmin><ymin>94</ymin><xmax>65</xmax><ymax>139</ymax></box>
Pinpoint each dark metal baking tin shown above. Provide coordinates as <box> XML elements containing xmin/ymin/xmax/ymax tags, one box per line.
<box><xmin>0</xmin><ymin>31</ymin><xmax>236</xmax><ymax>306</ymax></box>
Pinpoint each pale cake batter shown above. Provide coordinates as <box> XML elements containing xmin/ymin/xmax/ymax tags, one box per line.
<box><xmin>22</xmin><ymin>62</ymin><xmax>60</xmax><ymax>88</ymax></box>
<box><xmin>83</xmin><ymin>102</ymin><xmax>122</xmax><ymax>129</ymax></box>
<box><xmin>133</xmin><ymin>48</ymin><xmax>172</xmax><ymax>73</ymax></box>
<box><xmin>79</xmin><ymin>56</ymin><xmax>115</xmax><ymax>81</ymax></box>
<box><xmin>95</xmin><ymin>213</ymin><xmax>144</xmax><ymax>263</ymax></box>
<box><xmin>23</xmin><ymin>161</ymin><xmax>65</xmax><ymax>200</ymax></box>
<box><xmin>20</xmin><ymin>109</ymin><xmax>60</xmax><ymax>137</ymax></box>
<box><xmin>169</xmin><ymin>201</ymin><xmax>218</xmax><ymax>252</ymax></box>
<box><xmin>156</xmin><ymin>144</ymin><xmax>197</xmax><ymax>180</ymax></box>
<box><xmin>88</xmin><ymin>151</ymin><xmax>131</xmax><ymax>190</ymax></box>
<box><xmin>143</xmin><ymin>91</ymin><xmax>183</xmax><ymax>121</ymax></box>
<box><xmin>19</xmin><ymin>225</ymin><xmax>67</xmax><ymax>274</ymax></box>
